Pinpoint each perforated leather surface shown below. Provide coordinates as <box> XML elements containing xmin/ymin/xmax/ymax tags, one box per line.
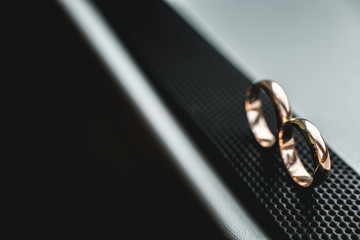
<box><xmin>94</xmin><ymin>1</ymin><xmax>360</xmax><ymax>239</ymax></box>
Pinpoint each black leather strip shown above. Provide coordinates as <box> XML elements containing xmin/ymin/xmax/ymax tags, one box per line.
<box><xmin>93</xmin><ymin>1</ymin><xmax>360</xmax><ymax>239</ymax></box>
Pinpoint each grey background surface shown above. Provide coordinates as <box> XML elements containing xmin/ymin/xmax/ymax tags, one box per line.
<box><xmin>167</xmin><ymin>0</ymin><xmax>360</xmax><ymax>174</ymax></box>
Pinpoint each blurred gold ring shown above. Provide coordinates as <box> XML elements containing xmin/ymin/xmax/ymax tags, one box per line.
<box><xmin>245</xmin><ymin>80</ymin><xmax>292</xmax><ymax>148</ymax></box>
<box><xmin>279</xmin><ymin>118</ymin><xmax>331</xmax><ymax>187</ymax></box>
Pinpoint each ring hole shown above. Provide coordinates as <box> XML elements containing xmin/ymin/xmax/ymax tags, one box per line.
<box><xmin>245</xmin><ymin>85</ymin><xmax>279</xmax><ymax>148</ymax></box>
<box><xmin>259</xmin><ymin>89</ymin><xmax>277</xmax><ymax>137</ymax></box>
<box><xmin>292</xmin><ymin>128</ymin><xmax>315</xmax><ymax>179</ymax></box>
<box><xmin>280</xmin><ymin>120</ymin><xmax>319</xmax><ymax>187</ymax></box>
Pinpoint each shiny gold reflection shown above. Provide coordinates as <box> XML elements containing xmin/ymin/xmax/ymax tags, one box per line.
<box><xmin>279</xmin><ymin>118</ymin><xmax>331</xmax><ymax>187</ymax></box>
<box><xmin>245</xmin><ymin>80</ymin><xmax>292</xmax><ymax>147</ymax></box>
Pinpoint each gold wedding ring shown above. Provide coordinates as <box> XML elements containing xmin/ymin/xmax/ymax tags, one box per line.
<box><xmin>279</xmin><ymin>118</ymin><xmax>331</xmax><ymax>187</ymax></box>
<box><xmin>245</xmin><ymin>80</ymin><xmax>331</xmax><ymax>187</ymax></box>
<box><xmin>245</xmin><ymin>80</ymin><xmax>292</xmax><ymax>147</ymax></box>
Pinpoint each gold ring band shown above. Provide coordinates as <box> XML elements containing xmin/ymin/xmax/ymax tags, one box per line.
<box><xmin>245</xmin><ymin>80</ymin><xmax>331</xmax><ymax>187</ymax></box>
<box><xmin>279</xmin><ymin>118</ymin><xmax>331</xmax><ymax>187</ymax></box>
<box><xmin>245</xmin><ymin>80</ymin><xmax>292</xmax><ymax>147</ymax></box>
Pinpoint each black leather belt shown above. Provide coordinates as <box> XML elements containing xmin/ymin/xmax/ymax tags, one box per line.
<box><xmin>94</xmin><ymin>1</ymin><xmax>360</xmax><ymax>239</ymax></box>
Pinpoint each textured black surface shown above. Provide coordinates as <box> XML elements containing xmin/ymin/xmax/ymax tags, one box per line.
<box><xmin>94</xmin><ymin>1</ymin><xmax>360</xmax><ymax>239</ymax></box>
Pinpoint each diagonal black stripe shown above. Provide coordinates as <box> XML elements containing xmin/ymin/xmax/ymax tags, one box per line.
<box><xmin>93</xmin><ymin>1</ymin><xmax>360</xmax><ymax>239</ymax></box>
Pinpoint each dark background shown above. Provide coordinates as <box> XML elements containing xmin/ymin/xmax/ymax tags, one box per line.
<box><xmin>3</xmin><ymin>1</ymin><xmax>223</xmax><ymax>238</ymax></box>
<box><xmin>5</xmin><ymin>2</ymin><xmax>359</xmax><ymax>239</ymax></box>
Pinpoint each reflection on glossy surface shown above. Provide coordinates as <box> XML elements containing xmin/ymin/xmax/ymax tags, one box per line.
<box><xmin>279</xmin><ymin>118</ymin><xmax>331</xmax><ymax>187</ymax></box>
<box><xmin>245</xmin><ymin>80</ymin><xmax>292</xmax><ymax>147</ymax></box>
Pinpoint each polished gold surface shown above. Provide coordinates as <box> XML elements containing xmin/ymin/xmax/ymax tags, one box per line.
<box><xmin>279</xmin><ymin>118</ymin><xmax>331</xmax><ymax>187</ymax></box>
<box><xmin>245</xmin><ymin>80</ymin><xmax>292</xmax><ymax>147</ymax></box>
